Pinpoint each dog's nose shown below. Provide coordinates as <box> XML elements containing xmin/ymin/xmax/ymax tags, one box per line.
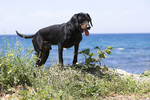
<box><xmin>87</xmin><ymin>25</ymin><xmax>91</xmax><ymax>30</ymax></box>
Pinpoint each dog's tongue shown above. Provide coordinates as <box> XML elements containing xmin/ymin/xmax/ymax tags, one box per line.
<box><xmin>83</xmin><ymin>30</ymin><xmax>89</xmax><ymax>36</ymax></box>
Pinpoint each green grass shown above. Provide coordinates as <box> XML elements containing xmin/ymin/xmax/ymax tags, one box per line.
<box><xmin>1</xmin><ymin>39</ymin><xmax>150</xmax><ymax>99</ymax></box>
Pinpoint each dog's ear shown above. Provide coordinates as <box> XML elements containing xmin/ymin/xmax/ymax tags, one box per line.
<box><xmin>86</xmin><ymin>13</ymin><xmax>93</xmax><ymax>27</ymax></box>
<box><xmin>70</xmin><ymin>14</ymin><xmax>79</xmax><ymax>27</ymax></box>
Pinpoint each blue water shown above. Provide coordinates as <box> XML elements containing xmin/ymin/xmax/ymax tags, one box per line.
<box><xmin>0</xmin><ymin>34</ymin><xmax>150</xmax><ymax>74</ymax></box>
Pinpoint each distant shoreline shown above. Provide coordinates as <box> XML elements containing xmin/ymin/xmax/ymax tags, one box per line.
<box><xmin>1</xmin><ymin>33</ymin><xmax>150</xmax><ymax>35</ymax></box>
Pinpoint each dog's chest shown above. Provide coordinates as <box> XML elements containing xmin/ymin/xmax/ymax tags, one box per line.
<box><xmin>63</xmin><ymin>34</ymin><xmax>82</xmax><ymax>48</ymax></box>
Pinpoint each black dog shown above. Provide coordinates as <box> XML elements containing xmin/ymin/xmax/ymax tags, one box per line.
<box><xmin>16</xmin><ymin>13</ymin><xmax>92</xmax><ymax>69</ymax></box>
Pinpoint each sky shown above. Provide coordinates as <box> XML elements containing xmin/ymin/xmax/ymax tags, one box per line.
<box><xmin>0</xmin><ymin>0</ymin><xmax>150</xmax><ymax>35</ymax></box>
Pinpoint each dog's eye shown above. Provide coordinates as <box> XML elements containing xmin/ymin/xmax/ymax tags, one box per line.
<box><xmin>79</xmin><ymin>17</ymin><xmax>85</xmax><ymax>23</ymax></box>
<box><xmin>80</xmin><ymin>18</ymin><xmax>85</xmax><ymax>23</ymax></box>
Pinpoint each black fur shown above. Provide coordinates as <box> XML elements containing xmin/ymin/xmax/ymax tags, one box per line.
<box><xmin>16</xmin><ymin>13</ymin><xmax>92</xmax><ymax>69</ymax></box>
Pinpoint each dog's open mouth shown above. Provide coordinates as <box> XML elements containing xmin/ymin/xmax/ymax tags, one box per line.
<box><xmin>83</xmin><ymin>30</ymin><xmax>89</xmax><ymax>36</ymax></box>
<box><xmin>81</xmin><ymin>24</ymin><xmax>90</xmax><ymax>36</ymax></box>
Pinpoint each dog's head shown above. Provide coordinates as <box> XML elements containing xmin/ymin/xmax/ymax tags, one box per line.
<box><xmin>70</xmin><ymin>13</ymin><xmax>93</xmax><ymax>36</ymax></box>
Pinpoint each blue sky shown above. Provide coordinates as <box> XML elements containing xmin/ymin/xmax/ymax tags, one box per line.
<box><xmin>0</xmin><ymin>0</ymin><xmax>150</xmax><ymax>35</ymax></box>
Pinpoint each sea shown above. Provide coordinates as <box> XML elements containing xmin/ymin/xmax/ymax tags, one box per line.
<box><xmin>0</xmin><ymin>34</ymin><xmax>150</xmax><ymax>74</ymax></box>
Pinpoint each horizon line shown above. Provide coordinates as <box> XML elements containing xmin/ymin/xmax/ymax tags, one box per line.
<box><xmin>0</xmin><ymin>32</ymin><xmax>150</xmax><ymax>35</ymax></box>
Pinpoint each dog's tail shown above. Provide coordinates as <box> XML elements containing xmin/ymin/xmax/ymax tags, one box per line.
<box><xmin>16</xmin><ymin>31</ymin><xmax>34</xmax><ymax>39</ymax></box>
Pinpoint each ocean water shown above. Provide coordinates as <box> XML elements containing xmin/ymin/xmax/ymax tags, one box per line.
<box><xmin>0</xmin><ymin>34</ymin><xmax>150</xmax><ymax>74</ymax></box>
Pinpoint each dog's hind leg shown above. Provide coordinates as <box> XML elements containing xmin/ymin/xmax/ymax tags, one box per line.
<box><xmin>38</xmin><ymin>50</ymin><xmax>49</xmax><ymax>66</ymax></box>
<box><xmin>38</xmin><ymin>42</ymin><xmax>51</xmax><ymax>66</ymax></box>
<box><xmin>32</xmin><ymin>38</ymin><xmax>43</xmax><ymax>66</ymax></box>
<box><xmin>34</xmin><ymin>49</ymin><xmax>42</xmax><ymax>66</ymax></box>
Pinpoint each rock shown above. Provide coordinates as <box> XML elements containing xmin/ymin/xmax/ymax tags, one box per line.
<box><xmin>115</xmin><ymin>69</ymin><xmax>132</xmax><ymax>76</ymax></box>
<box><xmin>112</xmin><ymin>69</ymin><xmax>150</xmax><ymax>82</ymax></box>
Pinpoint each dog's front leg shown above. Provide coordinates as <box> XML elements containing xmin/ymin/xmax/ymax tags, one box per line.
<box><xmin>73</xmin><ymin>44</ymin><xmax>79</xmax><ymax>64</ymax></box>
<box><xmin>58</xmin><ymin>44</ymin><xmax>64</xmax><ymax>70</ymax></box>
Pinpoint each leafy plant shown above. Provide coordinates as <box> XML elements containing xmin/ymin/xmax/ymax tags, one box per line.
<box><xmin>78</xmin><ymin>46</ymin><xmax>113</xmax><ymax>69</ymax></box>
<box><xmin>140</xmin><ymin>70</ymin><xmax>150</xmax><ymax>78</ymax></box>
<box><xmin>0</xmin><ymin>38</ymin><xmax>37</xmax><ymax>89</ymax></box>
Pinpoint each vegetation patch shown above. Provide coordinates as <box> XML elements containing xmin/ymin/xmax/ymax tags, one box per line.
<box><xmin>1</xmin><ymin>38</ymin><xmax>150</xmax><ymax>99</ymax></box>
<box><xmin>140</xmin><ymin>70</ymin><xmax>150</xmax><ymax>78</ymax></box>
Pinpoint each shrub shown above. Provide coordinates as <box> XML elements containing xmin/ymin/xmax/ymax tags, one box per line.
<box><xmin>78</xmin><ymin>46</ymin><xmax>113</xmax><ymax>69</ymax></box>
<box><xmin>0</xmin><ymin>38</ymin><xmax>36</xmax><ymax>89</ymax></box>
<box><xmin>140</xmin><ymin>70</ymin><xmax>150</xmax><ymax>78</ymax></box>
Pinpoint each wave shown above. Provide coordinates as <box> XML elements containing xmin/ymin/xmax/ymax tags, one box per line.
<box><xmin>116</xmin><ymin>48</ymin><xmax>125</xmax><ymax>50</ymax></box>
<box><xmin>116</xmin><ymin>47</ymin><xmax>150</xmax><ymax>51</ymax></box>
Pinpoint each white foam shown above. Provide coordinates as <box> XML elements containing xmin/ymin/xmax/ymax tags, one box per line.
<box><xmin>117</xmin><ymin>48</ymin><xmax>125</xmax><ymax>50</ymax></box>
<box><xmin>63</xmin><ymin>48</ymin><xmax>67</xmax><ymax>50</ymax></box>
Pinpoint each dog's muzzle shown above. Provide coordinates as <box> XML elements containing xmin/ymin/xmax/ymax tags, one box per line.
<box><xmin>80</xmin><ymin>22</ymin><xmax>91</xmax><ymax>36</ymax></box>
<box><xmin>81</xmin><ymin>23</ymin><xmax>91</xmax><ymax>30</ymax></box>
